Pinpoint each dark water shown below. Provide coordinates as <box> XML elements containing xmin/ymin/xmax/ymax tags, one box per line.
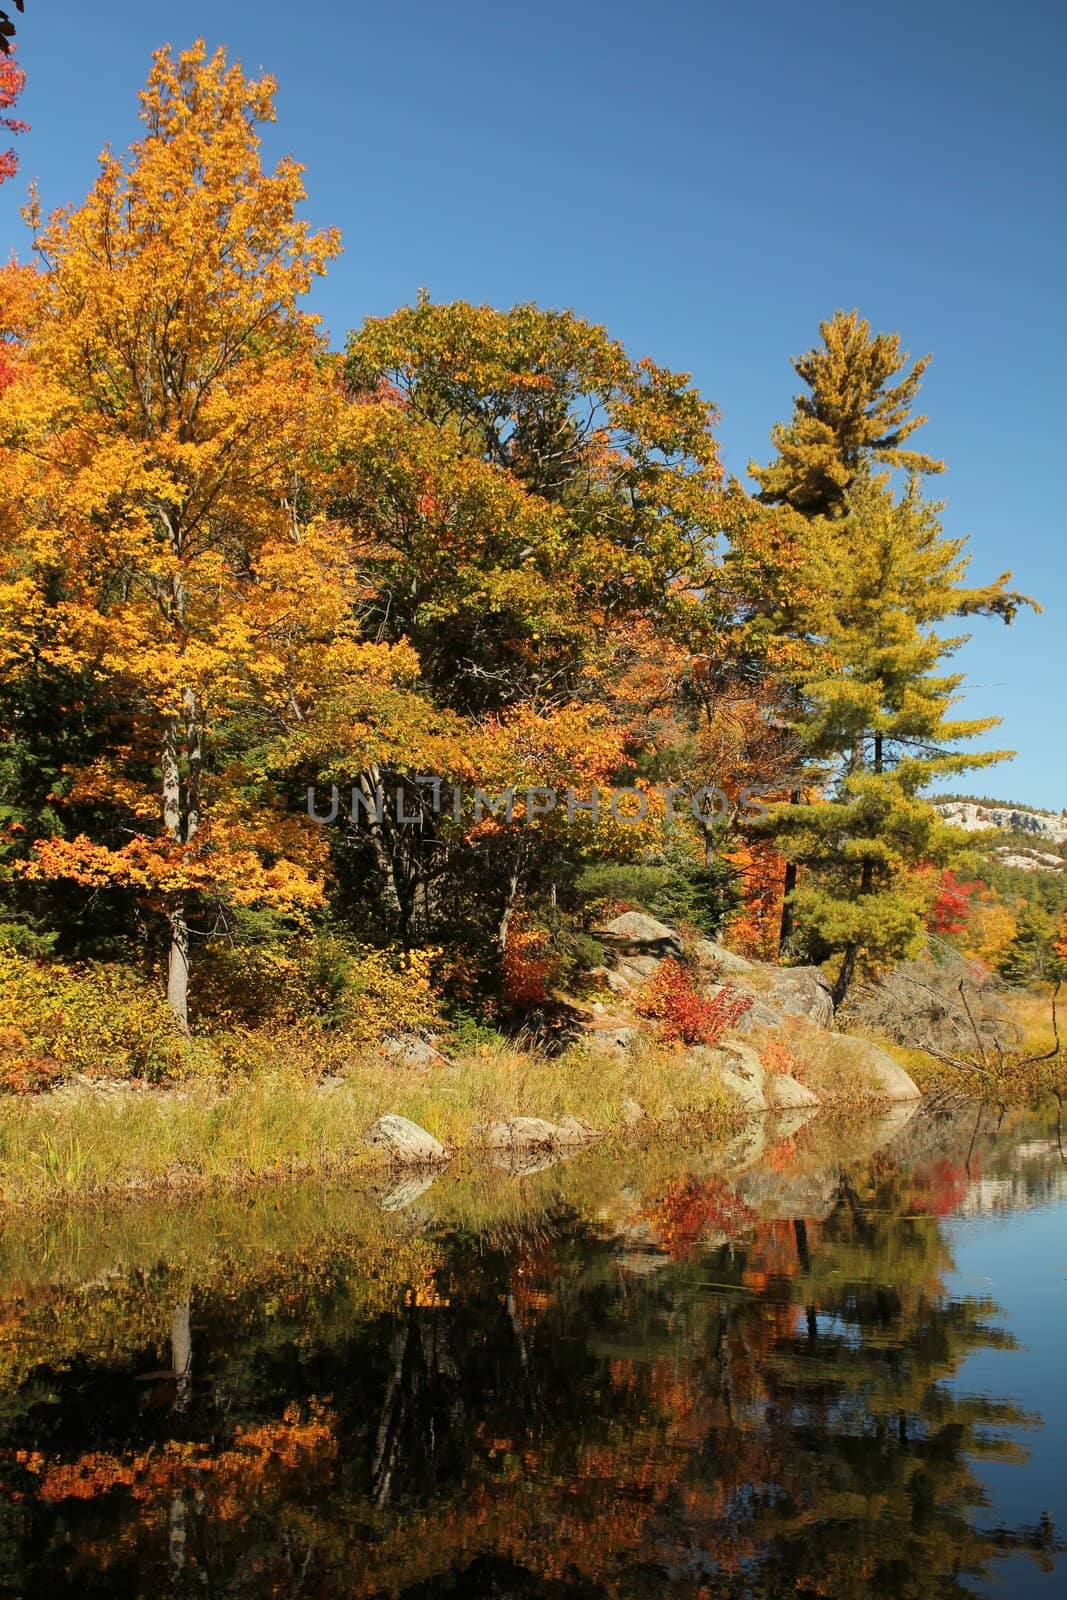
<box><xmin>0</xmin><ymin>1104</ymin><xmax>1064</xmax><ymax>1598</ymax></box>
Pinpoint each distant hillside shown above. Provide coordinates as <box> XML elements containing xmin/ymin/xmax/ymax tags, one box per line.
<box><xmin>935</xmin><ymin>799</ymin><xmax>1067</xmax><ymax>850</ymax></box>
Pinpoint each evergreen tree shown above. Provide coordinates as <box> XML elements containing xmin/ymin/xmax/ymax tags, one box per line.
<box><xmin>766</xmin><ymin>473</ymin><xmax>1034</xmax><ymax>1003</ymax></box>
<box><xmin>749</xmin><ymin>309</ymin><xmax>944</xmax><ymax>518</ymax></box>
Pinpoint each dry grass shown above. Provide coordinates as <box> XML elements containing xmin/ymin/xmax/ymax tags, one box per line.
<box><xmin>0</xmin><ymin>1033</ymin><xmax>742</xmax><ymax>1210</ymax></box>
<box><xmin>743</xmin><ymin>1016</ymin><xmax>887</xmax><ymax>1112</ymax></box>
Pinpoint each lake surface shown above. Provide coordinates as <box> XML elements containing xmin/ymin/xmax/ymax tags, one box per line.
<box><xmin>0</xmin><ymin>1103</ymin><xmax>1064</xmax><ymax>1598</ymax></box>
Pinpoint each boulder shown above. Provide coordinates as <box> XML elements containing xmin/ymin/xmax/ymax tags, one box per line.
<box><xmin>365</xmin><ymin>1115</ymin><xmax>449</xmax><ymax>1165</ymax></box>
<box><xmin>705</xmin><ymin>984</ymin><xmax>782</xmax><ymax>1033</ymax></box>
<box><xmin>695</xmin><ymin>939</ymin><xmax>756</xmax><ymax>977</ymax></box>
<box><xmin>588</xmin><ymin>964</ymin><xmax>635</xmax><ymax>996</ymax></box>
<box><xmin>556</xmin><ymin>1114</ymin><xmax>600</xmax><ymax>1145</ymax></box>
<box><xmin>710</xmin><ymin>1041</ymin><xmax>769</xmax><ymax>1112</ymax></box>
<box><xmin>762</xmin><ymin>967</ymin><xmax>835</xmax><ymax>1029</ymax></box>
<box><xmin>832</xmin><ymin>1036</ymin><xmax>922</xmax><ymax>1101</ymax></box>
<box><xmin>595</xmin><ymin>912</ymin><xmax>684</xmax><ymax>958</ymax></box>
<box><xmin>585</xmin><ymin>1020</ymin><xmax>640</xmax><ymax>1055</ymax></box>
<box><xmin>483</xmin><ymin>1115</ymin><xmax>600</xmax><ymax>1151</ymax></box>
<box><xmin>380</xmin><ymin>1033</ymin><xmax>446</xmax><ymax>1069</ymax></box>
<box><xmin>619</xmin><ymin>1097</ymin><xmax>647</xmax><ymax>1126</ymax></box>
<box><xmin>617</xmin><ymin>952</ymin><xmax>662</xmax><ymax>977</ymax></box>
<box><xmin>766</xmin><ymin>1070</ymin><xmax>820</xmax><ymax>1110</ymax></box>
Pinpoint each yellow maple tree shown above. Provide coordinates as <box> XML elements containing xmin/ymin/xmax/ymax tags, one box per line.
<box><xmin>0</xmin><ymin>41</ymin><xmax>424</xmax><ymax>1024</ymax></box>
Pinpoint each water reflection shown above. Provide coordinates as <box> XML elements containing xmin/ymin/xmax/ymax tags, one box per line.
<box><xmin>0</xmin><ymin>1105</ymin><xmax>1063</xmax><ymax>1597</ymax></box>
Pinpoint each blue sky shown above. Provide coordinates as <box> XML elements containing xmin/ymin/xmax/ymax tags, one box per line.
<box><xmin>3</xmin><ymin>0</ymin><xmax>1065</xmax><ymax>807</ymax></box>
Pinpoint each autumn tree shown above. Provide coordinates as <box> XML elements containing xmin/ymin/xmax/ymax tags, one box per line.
<box><xmin>331</xmin><ymin>299</ymin><xmax>737</xmax><ymax>951</ymax></box>
<box><xmin>0</xmin><ymin>41</ymin><xmax>26</xmax><ymax>184</ymax></box>
<box><xmin>343</xmin><ymin>297</ymin><xmax>726</xmax><ymax>710</ymax></box>
<box><xmin>0</xmin><ymin>41</ymin><xmax>434</xmax><ymax>1026</ymax></box>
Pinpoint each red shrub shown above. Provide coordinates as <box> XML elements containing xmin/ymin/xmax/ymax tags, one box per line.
<box><xmin>635</xmin><ymin>958</ymin><xmax>752</xmax><ymax>1046</ymax></box>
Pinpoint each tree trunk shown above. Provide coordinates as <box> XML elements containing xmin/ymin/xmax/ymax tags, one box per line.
<box><xmin>779</xmin><ymin>861</ymin><xmax>797</xmax><ymax>953</ymax></box>
<box><xmin>167</xmin><ymin>900</ymin><xmax>190</xmax><ymax>1030</ymax></box>
<box><xmin>356</xmin><ymin>766</ymin><xmax>403</xmax><ymax>930</ymax></box>
<box><xmin>832</xmin><ymin>855</ymin><xmax>874</xmax><ymax>1007</ymax></box>
<box><xmin>498</xmin><ymin>842</ymin><xmax>526</xmax><ymax>952</ymax></box>
<box><xmin>160</xmin><ymin>552</ymin><xmax>201</xmax><ymax>1030</ymax></box>
<box><xmin>778</xmin><ymin>789</ymin><xmax>801</xmax><ymax>953</ymax></box>
<box><xmin>161</xmin><ymin>715</ymin><xmax>190</xmax><ymax>1030</ymax></box>
<box><xmin>832</xmin><ymin>940</ymin><xmax>859</xmax><ymax>1007</ymax></box>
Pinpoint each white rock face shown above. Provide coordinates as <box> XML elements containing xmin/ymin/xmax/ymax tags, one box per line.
<box><xmin>937</xmin><ymin>800</ymin><xmax>1067</xmax><ymax>844</ymax></box>
<box><xmin>995</xmin><ymin>848</ymin><xmax>1064</xmax><ymax>873</ymax></box>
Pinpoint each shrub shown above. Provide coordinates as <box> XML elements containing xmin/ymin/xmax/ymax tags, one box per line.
<box><xmin>761</xmin><ymin>1036</ymin><xmax>804</xmax><ymax>1084</ymax></box>
<box><xmin>442</xmin><ymin>1008</ymin><xmax>507</xmax><ymax>1055</ymax></box>
<box><xmin>193</xmin><ymin>934</ymin><xmax>440</xmax><ymax>1041</ymax></box>
<box><xmin>635</xmin><ymin>959</ymin><xmax>752</xmax><ymax>1046</ymax></box>
<box><xmin>501</xmin><ymin>916</ymin><xmax>558</xmax><ymax>1010</ymax></box>
<box><xmin>340</xmin><ymin>945</ymin><xmax>440</xmax><ymax>1042</ymax></box>
<box><xmin>192</xmin><ymin>931</ymin><xmax>355</xmax><ymax>1029</ymax></box>
<box><xmin>0</xmin><ymin>948</ymin><xmax>187</xmax><ymax>1086</ymax></box>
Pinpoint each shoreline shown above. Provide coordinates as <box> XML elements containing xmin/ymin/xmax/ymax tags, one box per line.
<box><xmin>0</xmin><ymin>1047</ymin><xmax>926</xmax><ymax>1212</ymax></box>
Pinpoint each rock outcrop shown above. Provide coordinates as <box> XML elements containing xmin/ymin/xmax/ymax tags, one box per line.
<box><xmin>567</xmin><ymin>915</ymin><xmax>923</xmax><ymax>1118</ymax></box>
<box><xmin>595</xmin><ymin>911</ymin><xmax>685</xmax><ymax>957</ymax></box>
<box><xmin>380</xmin><ymin>1033</ymin><xmax>448</xmax><ymax>1069</ymax></box>
<box><xmin>705</xmin><ymin>1041</ymin><xmax>820</xmax><ymax>1114</ymax></box>
<box><xmin>827</xmin><ymin>1036</ymin><xmax>922</xmax><ymax>1101</ymax></box>
<box><xmin>483</xmin><ymin>1115</ymin><xmax>599</xmax><ymax>1150</ymax></box>
<box><xmin>366</xmin><ymin>1115</ymin><xmax>449</xmax><ymax>1165</ymax></box>
<box><xmin>936</xmin><ymin>799</ymin><xmax>1067</xmax><ymax>844</ymax></box>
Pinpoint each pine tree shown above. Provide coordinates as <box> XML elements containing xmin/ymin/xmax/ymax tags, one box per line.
<box><xmin>765</xmin><ymin>473</ymin><xmax>1034</xmax><ymax>1003</ymax></box>
<box><xmin>749</xmin><ymin>309</ymin><xmax>944</xmax><ymax>518</ymax></box>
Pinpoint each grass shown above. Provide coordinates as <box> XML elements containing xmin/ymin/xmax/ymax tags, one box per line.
<box><xmin>5</xmin><ymin>975</ymin><xmax>1055</xmax><ymax>1210</ymax></box>
<box><xmin>742</xmin><ymin>1016</ymin><xmax>888</xmax><ymax>1112</ymax></box>
<box><xmin>0</xmin><ymin>1033</ymin><xmax>743</xmax><ymax>1210</ymax></box>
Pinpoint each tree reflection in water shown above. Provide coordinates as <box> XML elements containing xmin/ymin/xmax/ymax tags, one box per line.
<box><xmin>0</xmin><ymin>1110</ymin><xmax>1063</xmax><ymax>1598</ymax></box>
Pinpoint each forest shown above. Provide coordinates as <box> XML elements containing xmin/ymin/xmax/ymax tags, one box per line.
<box><xmin>1</xmin><ymin>41</ymin><xmax>1063</xmax><ymax>1111</ymax></box>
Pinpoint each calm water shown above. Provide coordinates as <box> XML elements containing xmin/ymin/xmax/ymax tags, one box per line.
<box><xmin>0</xmin><ymin>1104</ymin><xmax>1064</xmax><ymax>1598</ymax></box>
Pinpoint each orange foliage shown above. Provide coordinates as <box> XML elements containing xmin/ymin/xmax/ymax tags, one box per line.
<box><xmin>501</xmin><ymin>914</ymin><xmax>556</xmax><ymax>1009</ymax></box>
<box><xmin>7</xmin><ymin>1400</ymin><xmax>337</xmax><ymax>1513</ymax></box>
<box><xmin>727</xmin><ymin>837</ymin><xmax>786</xmax><ymax>959</ymax></box>
<box><xmin>645</xmin><ymin>1176</ymin><xmax>758</xmax><ymax>1258</ymax></box>
<box><xmin>0</xmin><ymin>45</ymin><xmax>26</xmax><ymax>184</ymax></box>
